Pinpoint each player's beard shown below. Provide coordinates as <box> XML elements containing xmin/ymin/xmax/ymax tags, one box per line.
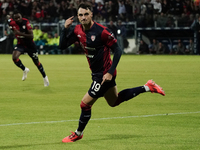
<box><xmin>81</xmin><ymin>19</ymin><xmax>88</xmax><ymax>25</ymax></box>
<box><xmin>81</xmin><ymin>20</ymin><xmax>92</xmax><ymax>29</ymax></box>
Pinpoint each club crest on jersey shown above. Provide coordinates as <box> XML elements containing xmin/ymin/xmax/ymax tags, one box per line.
<box><xmin>91</xmin><ymin>35</ymin><xmax>95</xmax><ymax>41</ymax></box>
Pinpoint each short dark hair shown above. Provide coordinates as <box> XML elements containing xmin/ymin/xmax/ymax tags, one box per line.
<box><xmin>13</xmin><ymin>10</ymin><xmax>21</xmax><ymax>15</ymax></box>
<box><xmin>78</xmin><ymin>2</ymin><xmax>92</xmax><ymax>11</ymax></box>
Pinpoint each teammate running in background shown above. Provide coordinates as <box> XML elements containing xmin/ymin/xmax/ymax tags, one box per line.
<box><xmin>7</xmin><ymin>11</ymin><xmax>49</xmax><ymax>87</ymax></box>
<box><xmin>59</xmin><ymin>2</ymin><xmax>165</xmax><ymax>143</ymax></box>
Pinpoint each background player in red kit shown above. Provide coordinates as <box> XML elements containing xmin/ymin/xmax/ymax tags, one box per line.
<box><xmin>8</xmin><ymin>11</ymin><xmax>49</xmax><ymax>86</ymax></box>
<box><xmin>59</xmin><ymin>3</ymin><xmax>165</xmax><ymax>143</ymax></box>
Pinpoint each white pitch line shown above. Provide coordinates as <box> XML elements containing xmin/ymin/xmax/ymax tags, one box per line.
<box><xmin>0</xmin><ymin>111</ymin><xmax>200</xmax><ymax>127</ymax></box>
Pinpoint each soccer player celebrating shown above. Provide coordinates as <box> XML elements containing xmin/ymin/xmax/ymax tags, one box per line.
<box><xmin>59</xmin><ymin>2</ymin><xmax>165</xmax><ymax>143</ymax></box>
<box><xmin>8</xmin><ymin>11</ymin><xmax>49</xmax><ymax>86</ymax></box>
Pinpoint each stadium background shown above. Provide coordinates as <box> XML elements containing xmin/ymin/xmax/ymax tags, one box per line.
<box><xmin>0</xmin><ymin>0</ymin><xmax>200</xmax><ymax>54</ymax></box>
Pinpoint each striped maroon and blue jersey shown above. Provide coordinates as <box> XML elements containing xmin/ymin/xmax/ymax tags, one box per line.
<box><xmin>60</xmin><ymin>22</ymin><xmax>118</xmax><ymax>76</ymax></box>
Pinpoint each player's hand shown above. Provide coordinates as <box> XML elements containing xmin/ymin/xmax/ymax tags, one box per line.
<box><xmin>101</xmin><ymin>73</ymin><xmax>113</xmax><ymax>85</ymax></box>
<box><xmin>64</xmin><ymin>16</ymin><xmax>74</xmax><ymax>29</ymax></box>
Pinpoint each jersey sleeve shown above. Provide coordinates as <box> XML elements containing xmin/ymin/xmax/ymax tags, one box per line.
<box><xmin>8</xmin><ymin>20</ymin><xmax>19</xmax><ymax>31</ymax></box>
<box><xmin>26</xmin><ymin>20</ymin><xmax>32</xmax><ymax>30</ymax></box>
<box><xmin>101</xmin><ymin>28</ymin><xmax>117</xmax><ymax>47</ymax></box>
<box><xmin>59</xmin><ymin>26</ymin><xmax>78</xmax><ymax>50</ymax></box>
<box><xmin>108</xmin><ymin>42</ymin><xmax>122</xmax><ymax>75</ymax></box>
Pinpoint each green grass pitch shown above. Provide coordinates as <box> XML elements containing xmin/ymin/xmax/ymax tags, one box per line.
<box><xmin>0</xmin><ymin>54</ymin><xmax>199</xmax><ymax>150</ymax></box>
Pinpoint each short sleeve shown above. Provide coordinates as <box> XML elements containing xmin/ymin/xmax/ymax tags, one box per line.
<box><xmin>26</xmin><ymin>21</ymin><xmax>32</xmax><ymax>30</ymax></box>
<box><xmin>9</xmin><ymin>20</ymin><xmax>19</xmax><ymax>31</ymax></box>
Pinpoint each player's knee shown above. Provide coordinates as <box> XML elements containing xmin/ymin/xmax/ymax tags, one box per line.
<box><xmin>106</xmin><ymin>97</ymin><xmax>118</xmax><ymax>107</ymax></box>
<box><xmin>12</xmin><ymin>55</ymin><xmax>18</xmax><ymax>61</ymax></box>
<box><xmin>108</xmin><ymin>102</ymin><xmax>117</xmax><ymax>107</ymax></box>
<box><xmin>80</xmin><ymin>101</ymin><xmax>92</xmax><ymax>111</ymax></box>
<box><xmin>33</xmin><ymin>60</ymin><xmax>40</xmax><ymax>66</ymax></box>
<box><xmin>110</xmin><ymin>104</ymin><xmax>115</xmax><ymax>107</ymax></box>
<box><xmin>12</xmin><ymin>58</ymin><xmax>19</xmax><ymax>63</ymax></box>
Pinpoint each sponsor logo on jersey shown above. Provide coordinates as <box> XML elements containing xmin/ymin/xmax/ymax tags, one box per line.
<box><xmin>17</xmin><ymin>35</ymin><xmax>25</xmax><ymax>38</ymax></box>
<box><xmin>77</xmin><ymin>34</ymin><xmax>81</xmax><ymax>38</ymax></box>
<box><xmin>85</xmin><ymin>46</ymin><xmax>95</xmax><ymax>51</ymax></box>
<box><xmin>23</xmin><ymin>25</ymin><xmax>26</xmax><ymax>29</ymax></box>
<box><xmin>91</xmin><ymin>35</ymin><xmax>95</xmax><ymax>41</ymax></box>
<box><xmin>85</xmin><ymin>54</ymin><xmax>94</xmax><ymax>58</ymax></box>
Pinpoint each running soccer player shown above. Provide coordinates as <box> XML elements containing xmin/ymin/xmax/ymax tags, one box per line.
<box><xmin>59</xmin><ymin>2</ymin><xmax>165</xmax><ymax>143</ymax></box>
<box><xmin>8</xmin><ymin>11</ymin><xmax>49</xmax><ymax>86</ymax></box>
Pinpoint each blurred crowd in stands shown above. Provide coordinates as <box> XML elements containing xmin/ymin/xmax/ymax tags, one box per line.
<box><xmin>138</xmin><ymin>38</ymin><xmax>195</xmax><ymax>55</ymax></box>
<box><xmin>1</xmin><ymin>0</ymin><xmax>200</xmax><ymax>54</ymax></box>
<box><xmin>1</xmin><ymin>0</ymin><xmax>200</xmax><ymax>26</ymax></box>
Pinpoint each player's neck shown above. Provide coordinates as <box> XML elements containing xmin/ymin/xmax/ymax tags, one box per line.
<box><xmin>83</xmin><ymin>21</ymin><xmax>94</xmax><ymax>31</ymax></box>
